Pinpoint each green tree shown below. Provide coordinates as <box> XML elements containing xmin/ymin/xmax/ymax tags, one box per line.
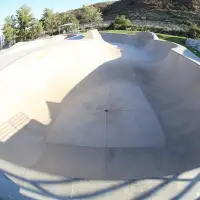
<box><xmin>81</xmin><ymin>5</ymin><xmax>103</xmax><ymax>27</ymax></box>
<box><xmin>64</xmin><ymin>13</ymin><xmax>79</xmax><ymax>25</ymax></box>
<box><xmin>108</xmin><ymin>15</ymin><xmax>133</xmax><ymax>30</ymax></box>
<box><xmin>29</xmin><ymin>18</ymin><xmax>44</xmax><ymax>39</ymax></box>
<box><xmin>2</xmin><ymin>15</ymin><xmax>16</xmax><ymax>44</ymax></box>
<box><xmin>54</xmin><ymin>13</ymin><xmax>62</xmax><ymax>33</ymax></box>
<box><xmin>115</xmin><ymin>15</ymin><xmax>133</xmax><ymax>28</ymax></box>
<box><xmin>55</xmin><ymin>13</ymin><xmax>79</xmax><ymax>33</ymax></box>
<box><xmin>42</xmin><ymin>8</ymin><xmax>56</xmax><ymax>35</ymax></box>
<box><xmin>188</xmin><ymin>24</ymin><xmax>200</xmax><ymax>39</ymax></box>
<box><xmin>57</xmin><ymin>13</ymin><xmax>79</xmax><ymax>25</ymax></box>
<box><xmin>16</xmin><ymin>5</ymin><xmax>33</xmax><ymax>41</ymax></box>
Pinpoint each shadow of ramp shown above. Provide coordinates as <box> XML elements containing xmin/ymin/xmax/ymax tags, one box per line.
<box><xmin>66</xmin><ymin>35</ymin><xmax>85</xmax><ymax>40</ymax></box>
<box><xmin>0</xmin><ymin>113</ymin><xmax>47</xmax><ymax>168</ymax></box>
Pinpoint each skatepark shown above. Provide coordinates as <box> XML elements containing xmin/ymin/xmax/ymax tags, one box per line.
<box><xmin>1</xmin><ymin>30</ymin><xmax>200</xmax><ymax>199</ymax></box>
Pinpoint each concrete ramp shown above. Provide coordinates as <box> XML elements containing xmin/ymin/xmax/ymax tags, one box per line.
<box><xmin>101</xmin><ymin>31</ymin><xmax>158</xmax><ymax>46</ymax></box>
<box><xmin>142</xmin><ymin>39</ymin><xmax>177</xmax><ymax>61</ymax></box>
<box><xmin>0</xmin><ymin>30</ymin><xmax>200</xmax><ymax>180</ymax></box>
<box><xmin>85</xmin><ymin>29</ymin><xmax>103</xmax><ymax>40</ymax></box>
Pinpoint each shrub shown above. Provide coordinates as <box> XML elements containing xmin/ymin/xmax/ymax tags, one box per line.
<box><xmin>182</xmin><ymin>20</ymin><xmax>192</xmax><ymax>26</ymax></box>
<box><xmin>107</xmin><ymin>21</ymin><xmax>189</xmax><ymax>37</ymax></box>
<box><xmin>107</xmin><ymin>15</ymin><xmax>134</xmax><ymax>30</ymax></box>
<box><xmin>115</xmin><ymin>15</ymin><xmax>133</xmax><ymax>27</ymax></box>
<box><xmin>148</xmin><ymin>27</ymin><xmax>187</xmax><ymax>37</ymax></box>
<box><xmin>129</xmin><ymin>26</ymin><xmax>188</xmax><ymax>37</ymax></box>
<box><xmin>188</xmin><ymin>24</ymin><xmax>200</xmax><ymax>39</ymax></box>
<box><xmin>107</xmin><ymin>22</ymin><xmax>116</xmax><ymax>30</ymax></box>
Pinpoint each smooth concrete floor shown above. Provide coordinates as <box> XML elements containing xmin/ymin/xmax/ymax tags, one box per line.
<box><xmin>47</xmin><ymin>81</ymin><xmax>165</xmax><ymax>148</ymax></box>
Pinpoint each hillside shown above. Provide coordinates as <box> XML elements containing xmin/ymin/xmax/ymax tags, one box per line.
<box><xmin>70</xmin><ymin>0</ymin><xmax>200</xmax><ymax>25</ymax></box>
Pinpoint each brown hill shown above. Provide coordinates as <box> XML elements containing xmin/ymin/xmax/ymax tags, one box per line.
<box><xmin>70</xmin><ymin>0</ymin><xmax>200</xmax><ymax>25</ymax></box>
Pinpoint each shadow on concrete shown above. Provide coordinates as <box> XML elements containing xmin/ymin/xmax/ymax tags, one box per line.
<box><xmin>1</xmin><ymin>170</ymin><xmax>200</xmax><ymax>199</ymax></box>
<box><xmin>66</xmin><ymin>34</ymin><xmax>84</xmax><ymax>40</ymax></box>
<box><xmin>1</xmin><ymin>41</ymin><xmax>200</xmax><ymax>199</ymax></box>
<box><xmin>0</xmin><ymin>169</ymin><xmax>134</xmax><ymax>199</ymax></box>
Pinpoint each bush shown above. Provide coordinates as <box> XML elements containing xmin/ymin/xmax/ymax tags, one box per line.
<box><xmin>107</xmin><ymin>22</ymin><xmax>116</xmax><ymax>30</ymax></box>
<box><xmin>188</xmin><ymin>24</ymin><xmax>200</xmax><ymax>39</ymax></box>
<box><xmin>107</xmin><ymin>19</ymin><xmax>190</xmax><ymax>37</ymax></box>
<box><xmin>115</xmin><ymin>15</ymin><xmax>133</xmax><ymax>27</ymax></box>
<box><xmin>108</xmin><ymin>15</ymin><xmax>134</xmax><ymax>30</ymax></box>
<box><xmin>129</xmin><ymin>26</ymin><xmax>188</xmax><ymax>37</ymax></box>
<box><xmin>182</xmin><ymin>20</ymin><xmax>192</xmax><ymax>26</ymax></box>
<box><xmin>148</xmin><ymin>27</ymin><xmax>187</xmax><ymax>37</ymax></box>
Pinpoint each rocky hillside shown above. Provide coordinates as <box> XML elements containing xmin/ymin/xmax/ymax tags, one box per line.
<box><xmin>70</xmin><ymin>0</ymin><xmax>200</xmax><ymax>25</ymax></box>
<box><xmin>115</xmin><ymin>0</ymin><xmax>200</xmax><ymax>11</ymax></box>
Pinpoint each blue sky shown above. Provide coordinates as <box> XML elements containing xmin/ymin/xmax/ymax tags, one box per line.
<box><xmin>0</xmin><ymin>0</ymin><xmax>113</xmax><ymax>32</ymax></box>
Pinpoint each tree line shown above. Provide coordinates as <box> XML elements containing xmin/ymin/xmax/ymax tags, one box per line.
<box><xmin>2</xmin><ymin>5</ymin><xmax>103</xmax><ymax>45</ymax></box>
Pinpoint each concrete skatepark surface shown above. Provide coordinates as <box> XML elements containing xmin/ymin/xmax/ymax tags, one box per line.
<box><xmin>1</xmin><ymin>30</ymin><xmax>200</xmax><ymax>199</ymax></box>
